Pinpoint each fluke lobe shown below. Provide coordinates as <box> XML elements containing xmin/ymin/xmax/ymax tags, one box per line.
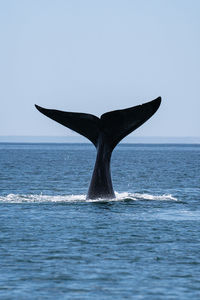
<box><xmin>35</xmin><ymin>97</ymin><xmax>161</xmax><ymax>200</ymax></box>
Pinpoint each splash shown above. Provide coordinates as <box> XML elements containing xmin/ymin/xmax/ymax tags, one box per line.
<box><xmin>0</xmin><ymin>192</ymin><xmax>178</xmax><ymax>203</ymax></box>
<box><xmin>115</xmin><ymin>192</ymin><xmax>177</xmax><ymax>201</ymax></box>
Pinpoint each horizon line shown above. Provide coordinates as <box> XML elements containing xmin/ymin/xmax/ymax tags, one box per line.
<box><xmin>0</xmin><ymin>136</ymin><xmax>200</xmax><ymax>144</ymax></box>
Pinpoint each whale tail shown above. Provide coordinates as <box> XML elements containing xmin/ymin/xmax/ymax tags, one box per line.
<box><xmin>35</xmin><ymin>97</ymin><xmax>161</xmax><ymax>149</ymax></box>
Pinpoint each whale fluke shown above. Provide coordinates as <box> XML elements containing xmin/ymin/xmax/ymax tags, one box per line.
<box><xmin>100</xmin><ymin>97</ymin><xmax>161</xmax><ymax>150</ymax></box>
<box><xmin>35</xmin><ymin>97</ymin><xmax>161</xmax><ymax>199</ymax></box>
<box><xmin>35</xmin><ymin>105</ymin><xmax>100</xmax><ymax>147</ymax></box>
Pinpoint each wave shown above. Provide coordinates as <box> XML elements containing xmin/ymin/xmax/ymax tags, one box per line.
<box><xmin>0</xmin><ymin>192</ymin><xmax>178</xmax><ymax>203</ymax></box>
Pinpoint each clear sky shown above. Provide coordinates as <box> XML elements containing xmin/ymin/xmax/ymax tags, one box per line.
<box><xmin>0</xmin><ymin>0</ymin><xmax>199</xmax><ymax>139</ymax></box>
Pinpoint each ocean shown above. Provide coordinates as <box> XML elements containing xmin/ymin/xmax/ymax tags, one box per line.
<box><xmin>0</xmin><ymin>143</ymin><xmax>199</xmax><ymax>299</ymax></box>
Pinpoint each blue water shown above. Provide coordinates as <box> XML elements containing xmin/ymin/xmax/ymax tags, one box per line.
<box><xmin>0</xmin><ymin>143</ymin><xmax>200</xmax><ymax>299</ymax></box>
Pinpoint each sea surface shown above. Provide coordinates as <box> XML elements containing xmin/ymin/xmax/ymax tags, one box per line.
<box><xmin>0</xmin><ymin>143</ymin><xmax>199</xmax><ymax>299</ymax></box>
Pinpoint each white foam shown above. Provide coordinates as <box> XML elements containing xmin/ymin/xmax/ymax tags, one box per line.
<box><xmin>0</xmin><ymin>192</ymin><xmax>178</xmax><ymax>203</ymax></box>
<box><xmin>123</xmin><ymin>193</ymin><xmax>178</xmax><ymax>201</ymax></box>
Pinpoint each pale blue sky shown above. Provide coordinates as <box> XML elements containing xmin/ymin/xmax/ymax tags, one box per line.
<box><xmin>0</xmin><ymin>0</ymin><xmax>199</xmax><ymax>139</ymax></box>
